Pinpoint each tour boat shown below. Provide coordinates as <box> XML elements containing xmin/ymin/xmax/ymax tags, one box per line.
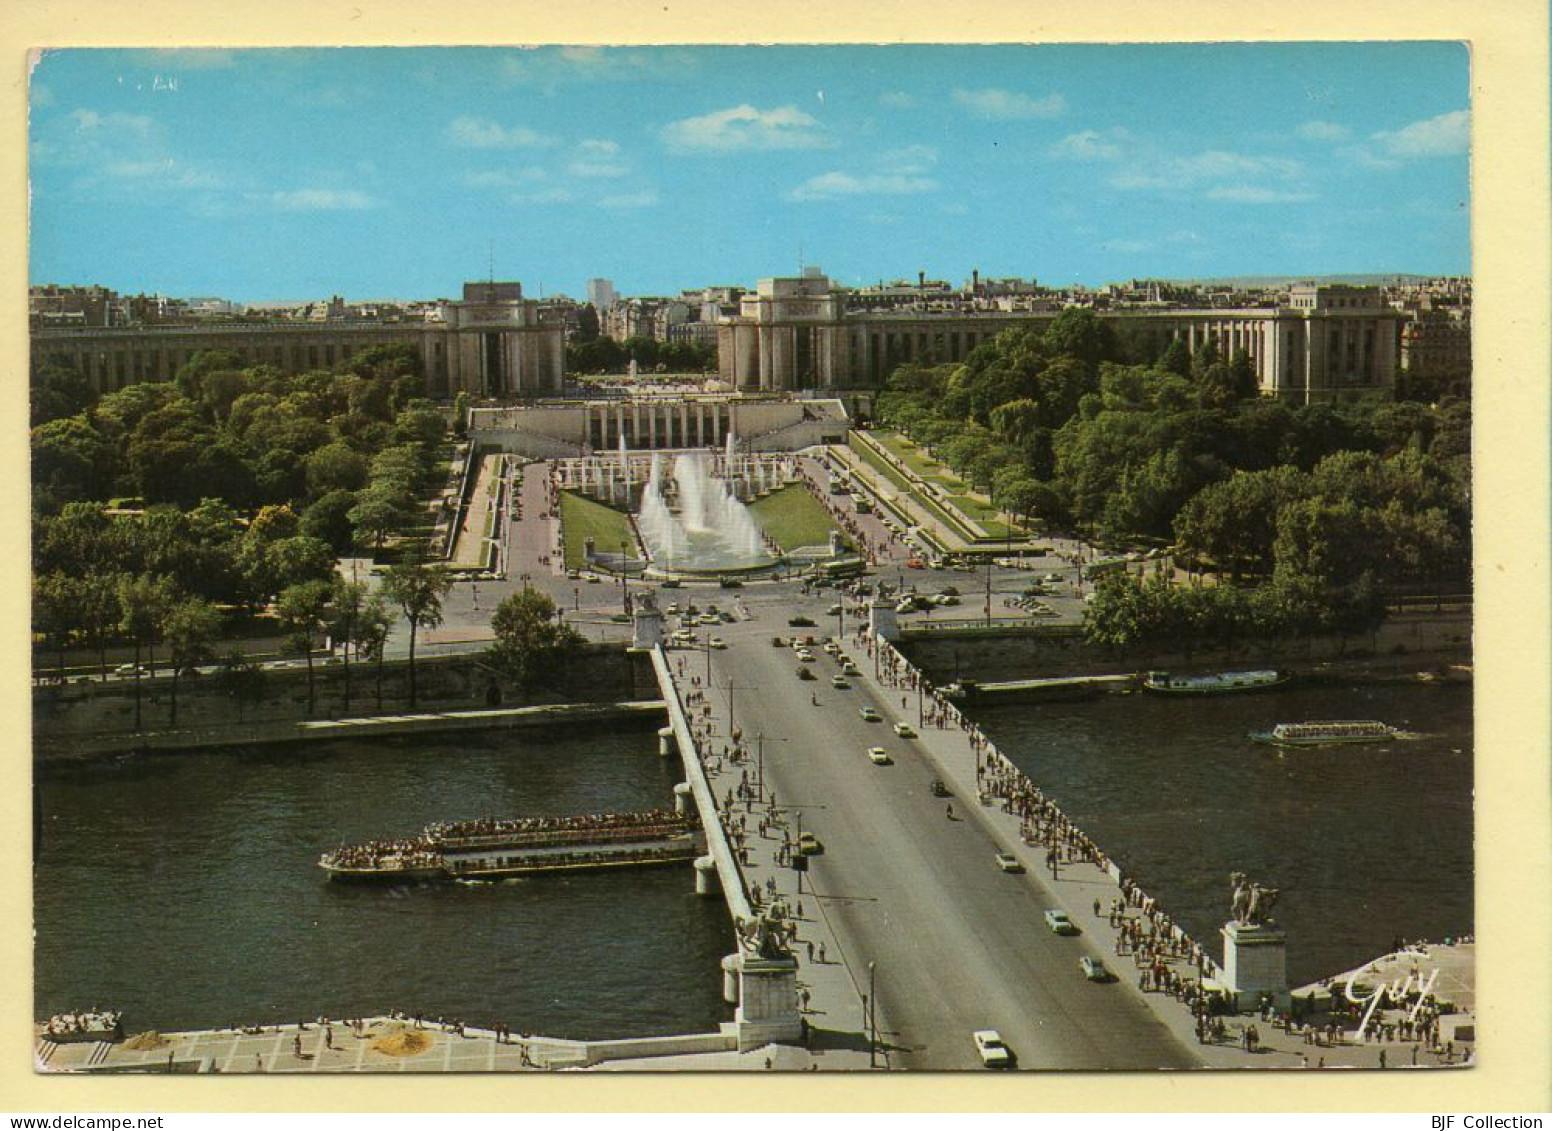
<box><xmin>1248</xmin><ymin>720</ymin><xmax>1399</xmax><ymax>747</ymax></box>
<box><xmin>1144</xmin><ymin>670</ymin><xmax>1287</xmax><ymax>695</ymax></box>
<box><xmin>42</xmin><ymin>1009</ymin><xmax>123</xmax><ymax>1044</ymax></box>
<box><xmin>319</xmin><ymin>809</ymin><xmax>701</xmax><ymax>882</ymax></box>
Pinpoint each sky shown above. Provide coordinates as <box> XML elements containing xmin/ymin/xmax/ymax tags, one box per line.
<box><xmin>28</xmin><ymin>43</ymin><xmax>1471</xmax><ymax>302</ymax></box>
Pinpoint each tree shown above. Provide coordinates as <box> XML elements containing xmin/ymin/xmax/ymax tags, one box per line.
<box><xmin>301</xmin><ymin>489</ymin><xmax>361</xmax><ymax>553</ymax></box>
<box><xmin>382</xmin><ymin>552</ymin><xmax>452</xmax><ymax>709</ymax></box>
<box><xmin>32</xmin><ymin>415</ymin><xmax>114</xmax><ymax>510</ymax></box>
<box><xmin>276</xmin><ymin>579</ymin><xmax>333</xmax><ymax>716</ymax></box>
<box><xmin>214</xmin><ymin>649</ymin><xmax>267</xmax><ymax>723</ymax></box>
<box><xmin>326</xmin><ymin>578</ymin><xmax>371</xmax><ymax>713</ymax></box>
<box><xmin>163</xmin><ymin>596</ymin><xmax>223</xmax><ymax>726</ymax></box>
<box><xmin>1158</xmin><ymin>338</ymin><xmax>1191</xmax><ymax>378</ymax></box>
<box><xmin>76</xmin><ymin>571</ymin><xmax>123</xmax><ymax>680</ymax></box>
<box><xmin>33</xmin><ymin>572</ymin><xmax>79</xmax><ymax>677</ymax></box>
<box><xmin>31</xmin><ymin>359</ymin><xmax>94</xmax><ymax>427</ymax></box>
<box><xmin>487</xmin><ymin>590</ymin><xmax>582</xmax><ymax>690</ymax></box>
<box><xmin>1043</xmin><ymin>308</ymin><xmax>1118</xmax><ymax>367</ymax></box>
<box><xmin>357</xmin><ymin>592</ymin><xmax>393</xmax><ymax>711</ymax></box>
<box><xmin>305</xmin><ymin>441</ymin><xmax>370</xmax><ymax>496</ymax></box>
<box><xmin>117</xmin><ymin>573</ymin><xmax>178</xmax><ymax>731</ymax></box>
<box><xmin>349</xmin><ymin>484</ymin><xmax>411</xmax><ymax>551</ymax></box>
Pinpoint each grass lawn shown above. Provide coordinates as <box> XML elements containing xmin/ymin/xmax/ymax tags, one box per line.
<box><xmin>873</xmin><ymin>431</ymin><xmax>965</xmax><ymax>490</ymax></box>
<box><xmin>848</xmin><ymin>434</ymin><xmax>913</xmax><ymax>492</ymax></box>
<box><xmin>560</xmin><ymin>490</ymin><xmax>635</xmax><ymax>570</ymax></box>
<box><xmin>749</xmin><ymin>485</ymin><xmax>844</xmax><ymax>552</ymax></box>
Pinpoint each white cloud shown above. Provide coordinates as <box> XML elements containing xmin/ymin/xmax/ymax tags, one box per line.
<box><xmin>448</xmin><ymin>116</ymin><xmax>551</xmax><ymax>149</ymax></box>
<box><xmin>460</xmin><ymin>169</ymin><xmax>546</xmax><ymax>189</ymax></box>
<box><xmin>1372</xmin><ymin>109</ymin><xmax>1469</xmax><ymax>159</ymax></box>
<box><xmin>1296</xmin><ymin>120</ymin><xmax>1350</xmax><ymax>142</ymax></box>
<box><xmin>568</xmin><ymin>138</ymin><xmax>628</xmax><ymax>178</ymax></box>
<box><xmin>599</xmin><ymin>191</ymin><xmax>658</xmax><ymax>210</ymax></box>
<box><xmin>31</xmin><ymin>83</ymin><xmax>54</xmax><ymax>107</ymax></box>
<box><xmin>1206</xmin><ymin>184</ymin><xmax>1316</xmax><ymax>204</ymax></box>
<box><xmin>661</xmin><ymin>104</ymin><xmax>832</xmax><ymax>152</ymax></box>
<box><xmin>1101</xmin><ymin>239</ymin><xmax>1152</xmax><ymax>253</ymax></box>
<box><xmin>104</xmin><ymin>158</ymin><xmax>225</xmax><ymax>189</ymax></box>
<box><xmin>878</xmin><ymin>144</ymin><xmax>937</xmax><ymax>175</ymax></box>
<box><xmin>271</xmin><ymin>188</ymin><xmax>379</xmax><ymax>211</ymax></box>
<box><xmin>1051</xmin><ymin>128</ymin><xmax>1132</xmax><ymax>161</ymax></box>
<box><xmin>879</xmin><ymin>91</ymin><xmax>917</xmax><ymax>110</ymax></box>
<box><xmin>787</xmin><ymin>171</ymin><xmax>938</xmax><ymax>202</ymax></box>
<box><xmin>951</xmin><ymin>88</ymin><xmax>1066</xmax><ymax>120</ymax></box>
<box><xmin>69</xmin><ymin>108</ymin><xmax>155</xmax><ymax>136</ymax></box>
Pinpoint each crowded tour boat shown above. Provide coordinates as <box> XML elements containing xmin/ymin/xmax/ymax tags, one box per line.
<box><xmin>319</xmin><ymin>809</ymin><xmax>701</xmax><ymax>882</ymax></box>
<box><xmin>1249</xmin><ymin>720</ymin><xmax>1400</xmax><ymax>747</ymax></box>
<box><xmin>42</xmin><ymin>1008</ymin><xmax>123</xmax><ymax>1043</ymax></box>
<box><xmin>1144</xmin><ymin>670</ymin><xmax>1287</xmax><ymax>694</ymax></box>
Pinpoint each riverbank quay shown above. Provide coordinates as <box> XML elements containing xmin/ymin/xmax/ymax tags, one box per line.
<box><xmin>846</xmin><ymin>626</ymin><xmax>1472</xmax><ymax>1070</ymax></box>
<box><xmin>35</xmin><ymin>1014</ymin><xmax>873</xmax><ymax>1074</ymax></box>
<box><xmin>33</xmin><ymin>700</ymin><xmax>666</xmax><ymax>763</ymax></box>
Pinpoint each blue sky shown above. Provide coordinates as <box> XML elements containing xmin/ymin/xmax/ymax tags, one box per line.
<box><xmin>28</xmin><ymin>44</ymin><xmax>1470</xmax><ymax>301</ymax></box>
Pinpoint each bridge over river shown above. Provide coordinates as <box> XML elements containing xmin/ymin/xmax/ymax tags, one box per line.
<box><xmin>641</xmin><ymin>603</ymin><xmax>1200</xmax><ymax>1071</ymax></box>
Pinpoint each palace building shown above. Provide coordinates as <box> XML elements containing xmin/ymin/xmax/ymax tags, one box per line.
<box><xmin>718</xmin><ymin>275</ymin><xmax>1400</xmax><ymax>403</ymax></box>
<box><xmin>29</xmin><ymin>281</ymin><xmax>565</xmax><ymax>399</ymax></box>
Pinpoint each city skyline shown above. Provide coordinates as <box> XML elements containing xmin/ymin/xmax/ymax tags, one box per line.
<box><xmin>29</xmin><ymin>43</ymin><xmax>1470</xmax><ymax>301</ymax></box>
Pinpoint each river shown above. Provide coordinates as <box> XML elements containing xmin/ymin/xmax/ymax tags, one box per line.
<box><xmin>970</xmin><ymin>676</ymin><xmax>1473</xmax><ymax>986</ymax></box>
<box><xmin>33</xmin><ymin>721</ymin><xmax>736</xmax><ymax>1038</ymax></box>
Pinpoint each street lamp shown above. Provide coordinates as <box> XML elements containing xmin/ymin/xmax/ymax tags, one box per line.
<box><xmin>521</xmin><ymin>572</ymin><xmax>531</xmax><ymax>595</ymax></box>
<box><xmin>620</xmin><ymin>540</ymin><xmax>630</xmax><ymax>613</ymax></box>
<box><xmin>868</xmin><ymin>960</ymin><xmax>877</xmax><ymax>1067</ymax></box>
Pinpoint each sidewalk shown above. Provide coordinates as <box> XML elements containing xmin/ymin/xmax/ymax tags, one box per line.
<box><xmin>842</xmin><ymin>628</ymin><xmax>1474</xmax><ymax>1072</ymax></box>
<box><xmin>665</xmin><ymin>649</ymin><xmax>884</xmax><ymax>1071</ymax></box>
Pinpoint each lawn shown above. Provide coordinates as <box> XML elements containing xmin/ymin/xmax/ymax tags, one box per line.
<box><xmin>748</xmin><ymin>485</ymin><xmax>844</xmax><ymax>552</ymax></box>
<box><xmin>847</xmin><ymin>434</ymin><xmax>913</xmax><ymax>492</ymax></box>
<box><xmin>873</xmin><ymin>431</ymin><xmax>965</xmax><ymax>490</ymax></box>
<box><xmin>559</xmin><ymin>490</ymin><xmax>636</xmax><ymax>570</ymax></box>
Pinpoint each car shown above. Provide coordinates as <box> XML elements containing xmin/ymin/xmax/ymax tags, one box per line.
<box><xmin>659</xmin><ymin>578</ymin><xmax>682</xmax><ymax>588</ymax></box>
<box><xmin>718</xmin><ymin>577</ymin><xmax>744</xmax><ymax>588</ymax></box>
<box><xmin>1044</xmin><ymin>909</ymin><xmax>1078</xmax><ymax>935</ymax></box>
<box><xmin>995</xmin><ymin>852</ymin><xmax>1024</xmax><ymax>873</ymax></box>
<box><xmin>114</xmin><ymin>663</ymin><xmax>144</xmax><ymax>677</ymax></box>
<box><xmin>666</xmin><ymin>604</ymin><xmax>681</xmax><ymax>615</ymax></box>
<box><xmin>893</xmin><ymin>722</ymin><xmax>917</xmax><ymax>738</ymax></box>
<box><xmin>841</xmin><ymin>663</ymin><xmax>860</xmax><ymax>677</ymax></box>
<box><xmin>566</xmin><ymin>569</ymin><xmax>581</xmax><ymax>580</ymax></box>
<box><xmin>585</xmin><ymin>573</ymin><xmax>602</xmax><ymax>583</ymax></box>
<box><xmin>1043</xmin><ymin>573</ymin><xmax>1063</xmax><ymax>583</ymax></box>
<box><xmin>788</xmin><ymin>615</ymin><xmax>816</xmax><ymax>628</ymax></box>
<box><xmin>720</xmin><ymin>611</ymin><xmax>736</xmax><ymax>623</ymax></box>
<box><xmin>826</xmin><ymin>604</ymin><xmax>842</xmax><ymax>616</ymax></box>
<box><xmin>797</xmin><ymin>832</ymin><xmax>824</xmax><ymax>856</ymax></box>
<box><xmin>797</xmin><ymin>667</ymin><xmax>817</xmax><ymax>681</ymax></box>
<box><xmin>830</xmin><ymin>676</ymin><xmax>850</xmax><ymax>689</ymax></box>
<box><xmin>1080</xmin><ymin>956</ymin><xmax>1113</xmax><ymax>982</ymax></box>
<box><xmin>929</xmin><ymin>778</ymin><xmax>951</xmax><ymax>797</ymax></box>
<box><xmin>904</xmin><ymin>558</ymin><xmax>925</xmax><ymax>569</ymax></box>
<box><xmin>795</xmin><ymin>650</ymin><xmax>816</xmax><ymax>663</ymax></box>
<box><xmin>939</xmin><ymin>586</ymin><xmax>960</xmax><ymax>597</ymax></box>
<box><xmin>867</xmin><ymin>747</ymin><xmax>892</xmax><ymax>765</ymax></box>
<box><xmin>822</xmin><ymin>641</ymin><xmax>840</xmax><ymax>655</ymax></box>
<box><xmin>859</xmin><ymin>707</ymin><xmax>882</xmax><ymax>722</ymax></box>
<box><xmin>708</xmin><ymin>637</ymin><xmax>727</xmax><ymax>649</ymax></box>
<box><xmin>972</xmin><ymin>1030</ymin><xmax>1012</xmax><ymax>1069</ymax></box>
<box><xmin>698</xmin><ymin>613</ymin><xmax>720</xmax><ymax>626</ymax></box>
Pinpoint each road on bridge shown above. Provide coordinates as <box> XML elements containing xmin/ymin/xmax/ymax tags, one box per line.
<box><xmin>696</xmin><ymin>618</ymin><xmax>1199</xmax><ymax>1072</ymax></box>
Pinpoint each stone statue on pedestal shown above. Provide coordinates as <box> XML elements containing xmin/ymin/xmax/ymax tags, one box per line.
<box><xmin>737</xmin><ymin>911</ymin><xmax>791</xmax><ymax>960</ymax></box>
<box><xmin>1229</xmin><ymin>871</ymin><xmax>1281</xmax><ymax>926</ymax></box>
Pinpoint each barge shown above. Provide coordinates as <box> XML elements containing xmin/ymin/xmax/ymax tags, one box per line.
<box><xmin>1249</xmin><ymin>720</ymin><xmax>1399</xmax><ymax>747</ymax></box>
<box><xmin>1144</xmin><ymin>669</ymin><xmax>1287</xmax><ymax>694</ymax></box>
<box><xmin>320</xmin><ymin>809</ymin><xmax>701</xmax><ymax>882</ymax></box>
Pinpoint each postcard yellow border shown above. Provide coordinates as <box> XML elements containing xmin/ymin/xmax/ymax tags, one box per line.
<box><xmin>2</xmin><ymin>0</ymin><xmax>1547</xmax><ymax>1113</ymax></box>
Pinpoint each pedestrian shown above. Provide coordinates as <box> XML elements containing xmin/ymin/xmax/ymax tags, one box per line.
<box><xmin>294</xmin><ymin>1034</ymin><xmax>303</xmax><ymax>1058</ymax></box>
<box><xmin>1379</xmin><ymin>1048</ymin><xmax>1387</xmax><ymax>1069</ymax></box>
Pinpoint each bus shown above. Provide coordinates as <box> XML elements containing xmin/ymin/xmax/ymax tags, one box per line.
<box><xmin>850</xmin><ymin>494</ymin><xmax>873</xmax><ymax>515</ymax></box>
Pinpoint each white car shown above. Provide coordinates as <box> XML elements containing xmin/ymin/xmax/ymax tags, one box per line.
<box><xmin>830</xmin><ymin>676</ymin><xmax>850</xmax><ymax>689</ymax></box>
<box><xmin>893</xmin><ymin>722</ymin><xmax>917</xmax><ymax>738</ymax></box>
<box><xmin>1044</xmin><ymin>909</ymin><xmax>1078</xmax><ymax>935</ymax></box>
<box><xmin>867</xmin><ymin>747</ymin><xmax>892</xmax><ymax>765</ymax></box>
<box><xmin>859</xmin><ymin>707</ymin><xmax>882</xmax><ymax>723</ymax></box>
<box><xmin>994</xmin><ymin>852</ymin><xmax>1024</xmax><ymax>873</ymax></box>
<box><xmin>708</xmin><ymin>637</ymin><xmax>727</xmax><ymax>649</ymax></box>
<box><xmin>973</xmin><ymin>1030</ymin><xmax>1012</xmax><ymax>1069</ymax></box>
<box><xmin>796</xmin><ymin>650</ymin><xmax>816</xmax><ymax>663</ymax></box>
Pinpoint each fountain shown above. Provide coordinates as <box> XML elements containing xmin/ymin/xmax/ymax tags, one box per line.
<box><xmin>636</xmin><ymin>451</ymin><xmax>774</xmax><ymax>576</ymax></box>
